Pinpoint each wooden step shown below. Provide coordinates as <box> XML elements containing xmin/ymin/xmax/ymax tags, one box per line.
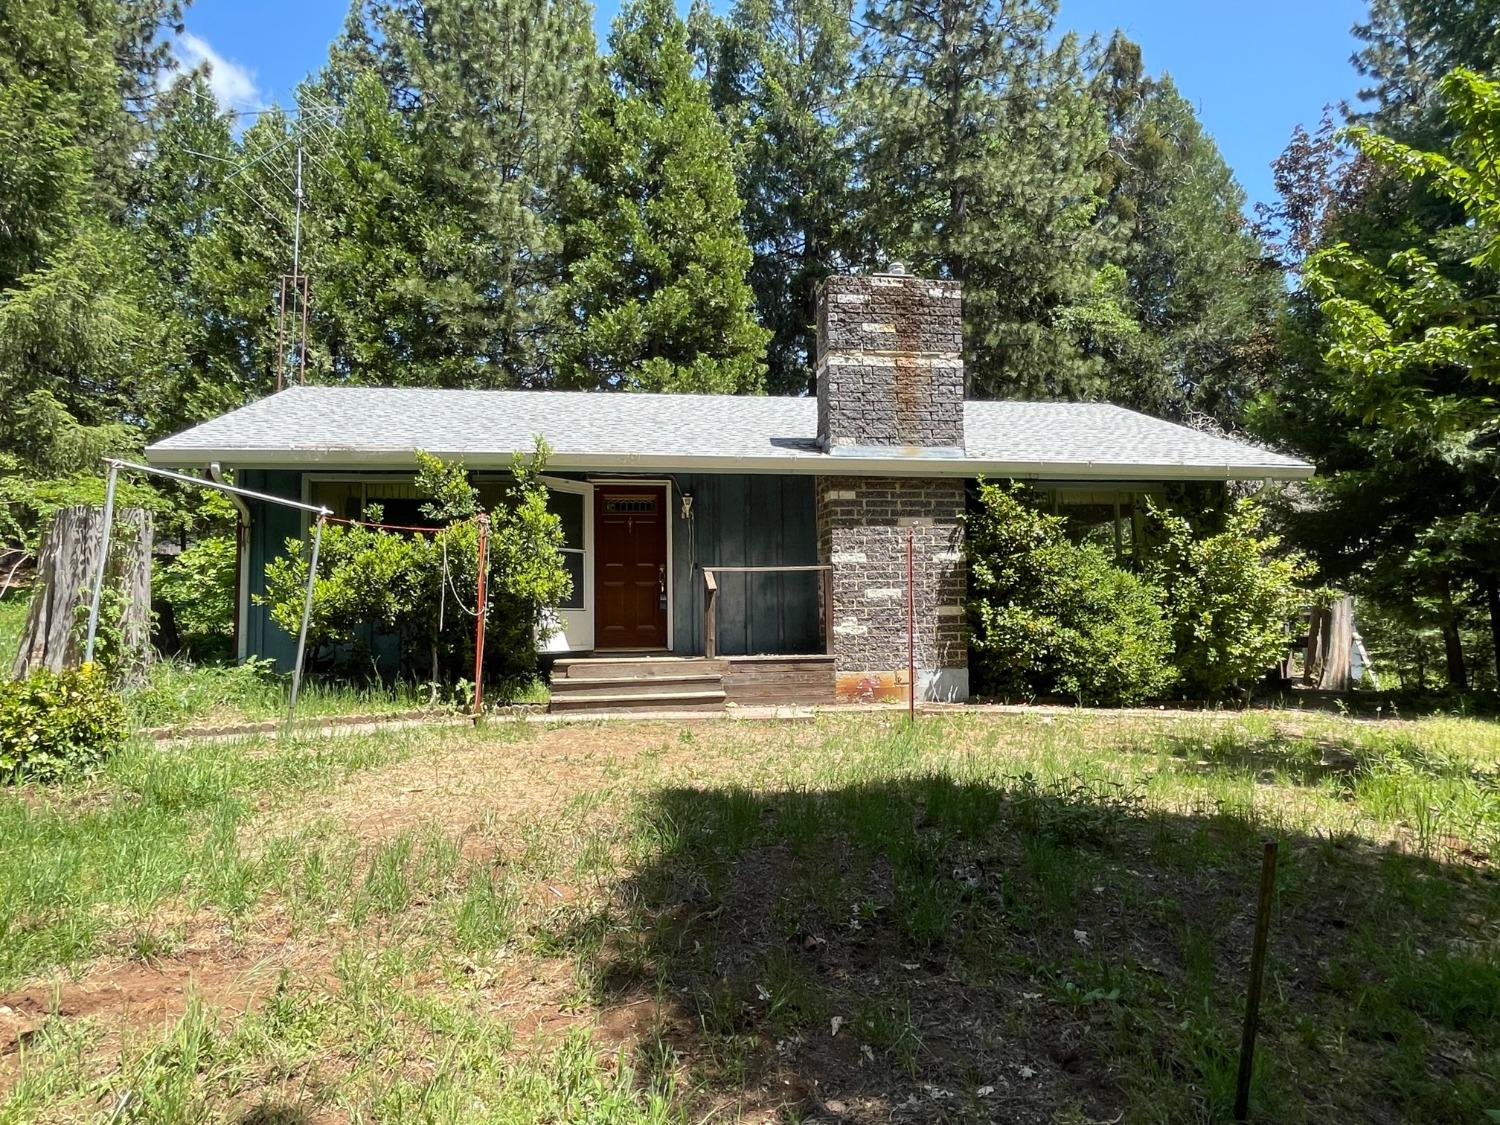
<box><xmin>550</xmin><ymin>674</ymin><xmax>724</xmax><ymax>699</ymax></box>
<box><xmin>548</xmin><ymin>690</ymin><xmax>727</xmax><ymax>714</ymax></box>
<box><xmin>555</xmin><ymin>656</ymin><xmax>727</xmax><ymax>680</ymax></box>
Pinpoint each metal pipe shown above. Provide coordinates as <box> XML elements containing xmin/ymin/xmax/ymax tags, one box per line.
<box><xmin>83</xmin><ymin>463</ymin><xmax>120</xmax><ymax>665</ymax></box>
<box><xmin>472</xmin><ymin>513</ymin><xmax>490</xmax><ymax>717</ymax></box>
<box><xmin>287</xmin><ymin>513</ymin><xmax>324</xmax><ymax>721</ymax></box>
<box><xmin>104</xmin><ymin>460</ymin><xmax>330</xmax><ymax>515</ymax></box>
<box><xmin>298</xmin><ymin>274</ymin><xmax>309</xmax><ymax>384</ymax></box>
<box><xmin>275</xmin><ymin>274</ymin><xmax>288</xmax><ymax>392</ymax></box>
<box><xmin>907</xmin><ymin>527</ymin><xmax>915</xmax><ymax>721</ymax></box>
<box><xmin>209</xmin><ymin>463</ymin><xmax>253</xmax><ymax>664</ymax></box>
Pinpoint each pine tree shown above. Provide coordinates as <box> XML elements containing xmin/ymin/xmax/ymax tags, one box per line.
<box><xmin>133</xmin><ymin>74</ymin><xmax>249</xmax><ymax>435</ymax></box>
<box><xmin>1092</xmin><ymin>48</ymin><xmax>1282</xmax><ymax>424</ymax></box>
<box><xmin>329</xmin><ymin>0</ymin><xmax>598</xmax><ymax>385</ymax></box>
<box><xmin>556</xmin><ymin>0</ymin><xmax>768</xmax><ymax>393</ymax></box>
<box><xmin>1350</xmin><ymin>0</ymin><xmax>1500</xmax><ymax>140</ymax></box>
<box><xmin>699</xmin><ymin>0</ymin><xmax>858</xmax><ymax>394</ymax></box>
<box><xmin>0</xmin><ymin>0</ymin><xmax>175</xmax><ymax>478</ymax></box>
<box><xmin>855</xmin><ymin>0</ymin><xmax>1110</xmax><ymax>400</ymax></box>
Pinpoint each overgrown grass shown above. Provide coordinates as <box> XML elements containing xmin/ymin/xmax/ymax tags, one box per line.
<box><xmin>0</xmin><ymin>712</ymin><xmax>1494</xmax><ymax>1122</ymax></box>
<box><xmin>0</xmin><ymin>724</ymin><xmax>532</xmax><ymax>987</ymax></box>
<box><xmin>123</xmin><ymin>658</ymin><xmax>435</xmax><ymax>730</ymax></box>
<box><xmin>125</xmin><ymin>658</ymin><xmax>548</xmax><ymax>731</ymax></box>
<box><xmin>0</xmin><ymin>590</ymin><xmax>547</xmax><ymax>732</ymax></box>
<box><xmin>0</xmin><ymin>596</ymin><xmax>25</xmax><ymax>671</ymax></box>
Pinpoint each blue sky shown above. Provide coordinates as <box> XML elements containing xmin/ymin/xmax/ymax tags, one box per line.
<box><xmin>177</xmin><ymin>0</ymin><xmax>1368</xmax><ymax>212</ymax></box>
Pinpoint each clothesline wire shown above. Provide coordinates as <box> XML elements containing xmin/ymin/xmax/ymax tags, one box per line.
<box><xmin>322</xmin><ymin>514</ymin><xmax>457</xmax><ymax>534</ymax></box>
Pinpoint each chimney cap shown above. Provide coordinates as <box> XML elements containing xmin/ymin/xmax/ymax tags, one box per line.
<box><xmin>878</xmin><ymin>261</ymin><xmax>909</xmax><ymax>276</ymax></box>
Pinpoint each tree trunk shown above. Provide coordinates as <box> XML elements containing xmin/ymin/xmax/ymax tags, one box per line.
<box><xmin>1317</xmin><ymin>595</ymin><xmax>1354</xmax><ymax>692</ymax></box>
<box><xmin>114</xmin><ymin>509</ymin><xmax>154</xmax><ymax>684</ymax></box>
<box><xmin>11</xmin><ymin>505</ymin><xmax>153</xmax><ymax>680</ymax></box>
<box><xmin>1486</xmin><ymin>575</ymin><xmax>1500</xmax><ymax>691</ymax></box>
<box><xmin>1437</xmin><ymin>576</ymin><xmax>1468</xmax><ymax>690</ymax></box>
<box><xmin>1303</xmin><ymin>605</ymin><xmax>1327</xmax><ymax>685</ymax></box>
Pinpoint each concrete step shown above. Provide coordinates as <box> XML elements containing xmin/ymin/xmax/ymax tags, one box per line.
<box><xmin>555</xmin><ymin>657</ymin><xmax>727</xmax><ymax>680</ymax></box>
<box><xmin>548</xmin><ymin>690</ymin><xmax>727</xmax><ymax>714</ymax></box>
<box><xmin>550</xmin><ymin>674</ymin><xmax>724</xmax><ymax>699</ymax></box>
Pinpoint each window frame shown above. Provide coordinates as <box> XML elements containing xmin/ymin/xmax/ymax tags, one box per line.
<box><xmin>299</xmin><ymin>472</ymin><xmax>598</xmax><ymax>653</ymax></box>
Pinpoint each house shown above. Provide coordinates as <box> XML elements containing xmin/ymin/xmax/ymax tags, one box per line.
<box><xmin>145</xmin><ymin>269</ymin><xmax>1313</xmax><ymax>708</ymax></box>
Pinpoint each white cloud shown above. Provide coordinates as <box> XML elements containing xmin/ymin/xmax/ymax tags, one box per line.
<box><xmin>168</xmin><ymin>32</ymin><xmax>261</xmax><ymax>114</ymax></box>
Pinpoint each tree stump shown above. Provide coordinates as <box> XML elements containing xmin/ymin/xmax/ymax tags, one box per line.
<box><xmin>1317</xmin><ymin>596</ymin><xmax>1355</xmax><ymax>692</ymax></box>
<box><xmin>10</xmin><ymin>505</ymin><xmax>153</xmax><ymax>680</ymax></box>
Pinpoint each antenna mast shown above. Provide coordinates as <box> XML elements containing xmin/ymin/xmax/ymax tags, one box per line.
<box><xmin>276</xmin><ymin>142</ymin><xmax>309</xmax><ymax>391</ymax></box>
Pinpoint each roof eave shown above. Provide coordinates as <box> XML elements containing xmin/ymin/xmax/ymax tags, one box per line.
<box><xmin>144</xmin><ymin>444</ymin><xmax>1315</xmax><ymax>482</ymax></box>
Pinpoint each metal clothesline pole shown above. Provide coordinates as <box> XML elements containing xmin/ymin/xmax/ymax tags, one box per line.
<box><xmin>472</xmin><ymin>513</ymin><xmax>491</xmax><ymax>717</ymax></box>
<box><xmin>83</xmin><ymin>458</ymin><xmax>332</xmax><ymax>725</ymax></box>
<box><xmin>100</xmin><ymin>460</ymin><xmax>330</xmax><ymax>514</ymax></box>
<box><xmin>288</xmin><ymin>513</ymin><xmax>324</xmax><ymax>721</ymax></box>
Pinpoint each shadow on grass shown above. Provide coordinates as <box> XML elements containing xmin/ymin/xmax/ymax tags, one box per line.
<box><xmin>238</xmin><ymin>1105</ymin><xmax>311</xmax><ymax>1125</ymax></box>
<box><xmin>574</xmin><ymin>774</ymin><xmax>1498</xmax><ymax>1124</ymax></box>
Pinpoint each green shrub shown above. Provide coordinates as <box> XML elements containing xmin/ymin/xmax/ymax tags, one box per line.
<box><xmin>0</xmin><ymin>664</ymin><xmax>127</xmax><ymax>782</ymax></box>
<box><xmin>1146</xmin><ymin>499</ymin><xmax>1311</xmax><ymax>699</ymax></box>
<box><xmin>967</xmin><ymin>481</ymin><xmax>1176</xmax><ymax>705</ymax></box>
<box><xmin>156</xmin><ymin>535</ymin><xmax>237</xmax><ymax>660</ymax></box>
<box><xmin>260</xmin><ymin>442</ymin><xmax>570</xmax><ymax>689</ymax></box>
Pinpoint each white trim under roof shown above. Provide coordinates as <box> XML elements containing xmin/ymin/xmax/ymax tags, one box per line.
<box><xmin>152</xmin><ymin>447</ymin><xmax>1311</xmax><ymax>481</ymax></box>
<box><xmin>144</xmin><ymin>385</ymin><xmax>1315</xmax><ymax>482</ymax></box>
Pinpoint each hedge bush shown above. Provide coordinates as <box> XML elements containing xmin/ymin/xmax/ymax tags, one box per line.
<box><xmin>1145</xmin><ymin>499</ymin><xmax>1311</xmax><ymax>699</ymax></box>
<box><xmin>0</xmin><ymin>664</ymin><xmax>127</xmax><ymax>783</ymax></box>
<box><xmin>968</xmin><ymin>482</ymin><xmax>1311</xmax><ymax>704</ymax></box>
<box><xmin>156</xmin><ymin>535</ymin><xmax>237</xmax><ymax>660</ymax></box>
<box><xmin>967</xmin><ymin>481</ymin><xmax>1177</xmax><ymax>705</ymax></box>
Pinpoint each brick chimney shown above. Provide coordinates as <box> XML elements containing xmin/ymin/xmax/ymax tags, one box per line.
<box><xmin>812</xmin><ymin>267</ymin><xmax>969</xmax><ymax>704</ymax></box>
<box><xmin>815</xmin><ymin>267</ymin><xmax>965</xmax><ymax>454</ymax></box>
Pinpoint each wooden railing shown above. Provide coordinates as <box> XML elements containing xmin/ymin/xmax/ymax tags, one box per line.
<box><xmin>702</xmin><ymin>565</ymin><xmax>833</xmax><ymax>659</ymax></box>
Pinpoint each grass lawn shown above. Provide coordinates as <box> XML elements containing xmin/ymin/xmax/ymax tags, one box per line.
<box><xmin>2</xmin><ymin>589</ymin><xmax>549</xmax><ymax>733</ymax></box>
<box><xmin>0</xmin><ymin>598</ymin><xmax>25</xmax><ymax>675</ymax></box>
<box><xmin>0</xmin><ymin>711</ymin><xmax>1495</xmax><ymax>1122</ymax></box>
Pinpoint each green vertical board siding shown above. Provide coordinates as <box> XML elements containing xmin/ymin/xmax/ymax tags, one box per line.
<box><xmin>240</xmin><ymin>469</ymin><xmax>304</xmax><ymax>671</ymax></box>
<box><xmin>671</xmin><ymin>474</ymin><xmax>819</xmax><ymax>655</ymax></box>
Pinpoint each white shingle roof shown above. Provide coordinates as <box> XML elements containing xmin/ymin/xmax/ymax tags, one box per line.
<box><xmin>145</xmin><ymin>386</ymin><xmax>1312</xmax><ymax>481</ymax></box>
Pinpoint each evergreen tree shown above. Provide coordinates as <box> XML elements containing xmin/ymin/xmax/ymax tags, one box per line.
<box><xmin>133</xmin><ymin>74</ymin><xmax>248</xmax><ymax>435</ymax></box>
<box><xmin>329</xmin><ymin>0</ymin><xmax>598</xmax><ymax>385</ymax></box>
<box><xmin>556</xmin><ymin>0</ymin><xmax>768</xmax><ymax>393</ymax></box>
<box><xmin>1092</xmin><ymin>51</ymin><xmax>1283</xmax><ymax>424</ymax></box>
<box><xmin>698</xmin><ymin>0</ymin><xmax>858</xmax><ymax>394</ymax></box>
<box><xmin>0</xmin><ymin>0</ymin><xmax>176</xmax><ymax>480</ymax></box>
<box><xmin>1350</xmin><ymin>0</ymin><xmax>1500</xmax><ymax>140</ymax></box>
<box><xmin>1257</xmin><ymin>69</ymin><xmax>1500</xmax><ymax>688</ymax></box>
<box><xmin>304</xmin><ymin>70</ymin><xmax>496</xmax><ymax>387</ymax></box>
<box><xmin>855</xmin><ymin>0</ymin><xmax>1110</xmax><ymax>400</ymax></box>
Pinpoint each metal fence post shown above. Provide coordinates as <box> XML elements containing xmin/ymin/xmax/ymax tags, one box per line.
<box><xmin>472</xmin><ymin>513</ymin><xmax>490</xmax><ymax>716</ymax></box>
<box><xmin>287</xmin><ymin>513</ymin><xmax>325</xmax><ymax>722</ymax></box>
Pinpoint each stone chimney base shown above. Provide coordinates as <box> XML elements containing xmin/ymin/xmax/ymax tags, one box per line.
<box><xmin>816</xmin><ymin>476</ymin><xmax>968</xmax><ymax>703</ymax></box>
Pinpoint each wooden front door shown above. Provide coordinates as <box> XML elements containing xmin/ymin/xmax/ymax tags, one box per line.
<box><xmin>594</xmin><ymin>485</ymin><xmax>668</xmax><ymax>649</ymax></box>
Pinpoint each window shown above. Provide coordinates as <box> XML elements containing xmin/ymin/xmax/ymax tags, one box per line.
<box><xmin>603</xmin><ymin>495</ymin><xmax>658</xmax><ymax>514</ymax></box>
<box><xmin>307</xmin><ymin>478</ymin><xmax>439</xmax><ymax>528</ymax></box>
<box><xmin>549</xmin><ymin>488</ymin><xmax>586</xmax><ymax>610</ymax></box>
